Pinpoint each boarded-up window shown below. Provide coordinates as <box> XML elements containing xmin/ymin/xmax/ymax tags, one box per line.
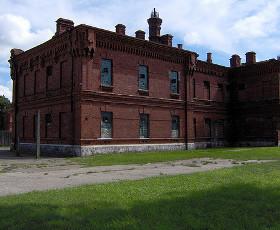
<box><xmin>214</xmin><ymin>120</ymin><xmax>225</xmax><ymax>138</ymax></box>
<box><xmin>101</xmin><ymin>112</ymin><xmax>112</xmax><ymax>138</ymax></box>
<box><xmin>171</xmin><ymin>116</ymin><xmax>180</xmax><ymax>138</ymax></box>
<box><xmin>139</xmin><ymin>65</ymin><xmax>148</xmax><ymax>91</ymax></box>
<box><xmin>101</xmin><ymin>59</ymin><xmax>112</xmax><ymax>86</ymax></box>
<box><xmin>140</xmin><ymin>114</ymin><xmax>149</xmax><ymax>138</ymax></box>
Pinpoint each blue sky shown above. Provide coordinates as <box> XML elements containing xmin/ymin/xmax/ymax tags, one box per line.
<box><xmin>1</xmin><ymin>0</ymin><xmax>280</xmax><ymax>101</ymax></box>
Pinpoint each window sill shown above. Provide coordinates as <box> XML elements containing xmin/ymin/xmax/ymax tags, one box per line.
<box><xmin>100</xmin><ymin>85</ymin><xmax>113</xmax><ymax>92</ymax></box>
<box><xmin>170</xmin><ymin>93</ymin><xmax>180</xmax><ymax>99</ymax></box>
<box><xmin>98</xmin><ymin>138</ymin><xmax>113</xmax><ymax>140</ymax></box>
<box><xmin>138</xmin><ymin>89</ymin><xmax>149</xmax><ymax>96</ymax></box>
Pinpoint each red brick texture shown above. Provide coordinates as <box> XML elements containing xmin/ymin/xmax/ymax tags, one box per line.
<box><xmin>9</xmin><ymin>14</ymin><xmax>280</xmax><ymax>154</ymax></box>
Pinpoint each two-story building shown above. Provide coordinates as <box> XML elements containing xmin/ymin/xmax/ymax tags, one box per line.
<box><xmin>9</xmin><ymin>9</ymin><xmax>280</xmax><ymax>156</ymax></box>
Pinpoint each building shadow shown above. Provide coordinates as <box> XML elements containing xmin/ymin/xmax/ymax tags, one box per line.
<box><xmin>0</xmin><ymin>182</ymin><xmax>279</xmax><ymax>229</ymax></box>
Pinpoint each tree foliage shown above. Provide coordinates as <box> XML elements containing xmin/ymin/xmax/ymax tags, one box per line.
<box><xmin>0</xmin><ymin>95</ymin><xmax>11</xmax><ymax>113</ymax></box>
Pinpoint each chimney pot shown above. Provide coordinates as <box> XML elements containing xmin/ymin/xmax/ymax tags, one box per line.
<box><xmin>161</xmin><ymin>34</ymin><xmax>173</xmax><ymax>47</ymax></box>
<box><xmin>207</xmin><ymin>53</ymin><xmax>212</xmax><ymax>64</ymax></box>
<box><xmin>55</xmin><ymin>18</ymin><xmax>74</xmax><ymax>36</ymax></box>
<box><xmin>115</xmin><ymin>24</ymin><xmax>126</xmax><ymax>35</ymax></box>
<box><xmin>177</xmin><ymin>44</ymin><xmax>183</xmax><ymax>49</ymax></box>
<box><xmin>230</xmin><ymin>54</ymin><xmax>241</xmax><ymax>68</ymax></box>
<box><xmin>135</xmin><ymin>30</ymin><xmax>145</xmax><ymax>39</ymax></box>
<box><xmin>246</xmin><ymin>51</ymin><xmax>256</xmax><ymax>65</ymax></box>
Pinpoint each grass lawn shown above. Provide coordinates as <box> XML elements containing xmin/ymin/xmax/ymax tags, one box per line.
<box><xmin>0</xmin><ymin>161</ymin><xmax>280</xmax><ymax>229</ymax></box>
<box><xmin>71</xmin><ymin>147</ymin><xmax>280</xmax><ymax>167</ymax></box>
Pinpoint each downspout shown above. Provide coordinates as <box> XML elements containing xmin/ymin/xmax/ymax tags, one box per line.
<box><xmin>184</xmin><ymin>56</ymin><xmax>189</xmax><ymax>150</ymax></box>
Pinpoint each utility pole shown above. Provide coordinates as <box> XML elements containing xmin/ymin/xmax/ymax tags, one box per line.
<box><xmin>36</xmin><ymin>110</ymin><xmax>40</xmax><ymax>159</ymax></box>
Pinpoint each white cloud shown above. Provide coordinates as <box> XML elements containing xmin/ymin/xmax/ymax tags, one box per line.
<box><xmin>0</xmin><ymin>0</ymin><xmax>279</xmax><ymax>75</ymax></box>
<box><xmin>0</xmin><ymin>80</ymin><xmax>12</xmax><ymax>101</ymax></box>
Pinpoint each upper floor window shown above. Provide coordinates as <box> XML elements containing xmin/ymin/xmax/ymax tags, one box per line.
<box><xmin>101</xmin><ymin>112</ymin><xmax>112</xmax><ymax>138</ymax></box>
<box><xmin>204</xmin><ymin>81</ymin><xmax>210</xmax><ymax>100</ymax></box>
<box><xmin>171</xmin><ymin>116</ymin><xmax>180</xmax><ymax>138</ymax></box>
<box><xmin>140</xmin><ymin>113</ymin><xmax>149</xmax><ymax>138</ymax></box>
<box><xmin>101</xmin><ymin>59</ymin><xmax>112</xmax><ymax>87</ymax></box>
<box><xmin>218</xmin><ymin>83</ymin><xmax>224</xmax><ymax>101</ymax></box>
<box><xmin>192</xmin><ymin>79</ymin><xmax>196</xmax><ymax>98</ymax></box>
<box><xmin>170</xmin><ymin>71</ymin><xmax>179</xmax><ymax>94</ymax></box>
<box><xmin>46</xmin><ymin>66</ymin><xmax>53</xmax><ymax>91</ymax></box>
<box><xmin>139</xmin><ymin>65</ymin><xmax>148</xmax><ymax>91</ymax></box>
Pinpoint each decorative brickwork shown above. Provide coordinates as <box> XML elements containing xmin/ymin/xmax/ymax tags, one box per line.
<box><xmin>9</xmin><ymin>9</ymin><xmax>280</xmax><ymax>156</ymax></box>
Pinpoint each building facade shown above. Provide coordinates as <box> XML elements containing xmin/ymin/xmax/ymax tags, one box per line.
<box><xmin>9</xmin><ymin>10</ymin><xmax>280</xmax><ymax>156</ymax></box>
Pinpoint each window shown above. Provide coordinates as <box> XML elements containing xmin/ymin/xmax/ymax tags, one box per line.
<box><xmin>34</xmin><ymin>71</ymin><xmax>38</xmax><ymax>94</ymax></box>
<box><xmin>218</xmin><ymin>83</ymin><xmax>224</xmax><ymax>101</ymax></box>
<box><xmin>204</xmin><ymin>81</ymin><xmax>210</xmax><ymax>100</ymax></box>
<box><xmin>46</xmin><ymin>66</ymin><xmax>53</xmax><ymax>91</ymax></box>
<box><xmin>193</xmin><ymin>79</ymin><xmax>196</xmax><ymax>98</ymax></box>
<box><xmin>170</xmin><ymin>71</ymin><xmax>179</xmax><ymax>94</ymax></box>
<box><xmin>139</xmin><ymin>65</ymin><xmax>148</xmax><ymax>91</ymax></box>
<box><xmin>171</xmin><ymin>116</ymin><xmax>180</xmax><ymax>138</ymax></box>
<box><xmin>45</xmin><ymin>113</ymin><xmax>52</xmax><ymax>138</ymax></box>
<box><xmin>205</xmin><ymin>118</ymin><xmax>211</xmax><ymax>138</ymax></box>
<box><xmin>33</xmin><ymin>115</ymin><xmax>36</xmax><ymax>138</ymax></box>
<box><xmin>193</xmin><ymin>118</ymin><xmax>197</xmax><ymax>139</ymax></box>
<box><xmin>60</xmin><ymin>61</ymin><xmax>66</xmax><ymax>89</ymax></box>
<box><xmin>238</xmin><ymin>84</ymin><xmax>245</xmax><ymax>90</ymax></box>
<box><xmin>22</xmin><ymin>116</ymin><xmax>26</xmax><ymax>138</ymax></box>
<box><xmin>101</xmin><ymin>112</ymin><xmax>112</xmax><ymax>138</ymax></box>
<box><xmin>139</xmin><ymin>114</ymin><xmax>149</xmax><ymax>138</ymax></box>
<box><xmin>101</xmin><ymin>59</ymin><xmax>112</xmax><ymax>86</ymax></box>
<box><xmin>23</xmin><ymin>74</ymin><xmax>27</xmax><ymax>96</ymax></box>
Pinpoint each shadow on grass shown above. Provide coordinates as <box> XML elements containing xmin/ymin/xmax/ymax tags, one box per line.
<box><xmin>0</xmin><ymin>182</ymin><xmax>279</xmax><ymax>230</ymax></box>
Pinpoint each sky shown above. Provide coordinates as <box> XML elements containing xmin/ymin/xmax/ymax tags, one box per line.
<box><xmin>1</xmin><ymin>0</ymin><xmax>280</xmax><ymax>101</ymax></box>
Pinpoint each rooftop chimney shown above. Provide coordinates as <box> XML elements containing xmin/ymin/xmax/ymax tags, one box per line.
<box><xmin>161</xmin><ymin>34</ymin><xmax>173</xmax><ymax>47</ymax></box>
<box><xmin>230</xmin><ymin>54</ymin><xmax>241</xmax><ymax>68</ymax></box>
<box><xmin>177</xmin><ymin>44</ymin><xmax>183</xmax><ymax>49</ymax></box>
<box><xmin>115</xmin><ymin>24</ymin><xmax>126</xmax><ymax>35</ymax></box>
<box><xmin>135</xmin><ymin>30</ymin><xmax>145</xmax><ymax>39</ymax></box>
<box><xmin>246</xmin><ymin>51</ymin><xmax>256</xmax><ymax>65</ymax></box>
<box><xmin>147</xmin><ymin>8</ymin><xmax>162</xmax><ymax>43</ymax></box>
<box><xmin>55</xmin><ymin>18</ymin><xmax>74</xmax><ymax>36</ymax></box>
<box><xmin>207</xmin><ymin>53</ymin><xmax>212</xmax><ymax>64</ymax></box>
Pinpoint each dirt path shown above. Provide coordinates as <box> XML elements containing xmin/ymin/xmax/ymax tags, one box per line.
<box><xmin>0</xmin><ymin>152</ymin><xmax>272</xmax><ymax>197</ymax></box>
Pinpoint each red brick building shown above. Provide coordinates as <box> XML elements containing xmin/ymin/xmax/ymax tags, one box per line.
<box><xmin>9</xmin><ymin>9</ymin><xmax>280</xmax><ymax>156</ymax></box>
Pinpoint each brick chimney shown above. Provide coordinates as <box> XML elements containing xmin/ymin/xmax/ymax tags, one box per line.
<box><xmin>161</xmin><ymin>34</ymin><xmax>173</xmax><ymax>47</ymax></box>
<box><xmin>207</xmin><ymin>53</ymin><xmax>212</xmax><ymax>64</ymax></box>
<box><xmin>55</xmin><ymin>18</ymin><xmax>74</xmax><ymax>36</ymax></box>
<box><xmin>246</xmin><ymin>51</ymin><xmax>256</xmax><ymax>65</ymax></box>
<box><xmin>135</xmin><ymin>30</ymin><xmax>145</xmax><ymax>39</ymax></box>
<box><xmin>230</xmin><ymin>54</ymin><xmax>241</xmax><ymax>68</ymax></box>
<box><xmin>115</xmin><ymin>24</ymin><xmax>126</xmax><ymax>35</ymax></box>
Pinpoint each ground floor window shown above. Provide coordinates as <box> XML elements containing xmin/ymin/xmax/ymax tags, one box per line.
<box><xmin>205</xmin><ymin>118</ymin><xmax>211</xmax><ymax>138</ymax></box>
<box><xmin>101</xmin><ymin>112</ymin><xmax>112</xmax><ymax>138</ymax></box>
<box><xmin>171</xmin><ymin>116</ymin><xmax>180</xmax><ymax>138</ymax></box>
<box><xmin>140</xmin><ymin>114</ymin><xmax>149</xmax><ymax>138</ymax></box>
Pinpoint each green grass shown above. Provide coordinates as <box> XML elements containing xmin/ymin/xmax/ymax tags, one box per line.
<box><xmin>0</xmin><ymin>161</ymin><xmax>280</xmax><ymax>229</ymax></box>
<box><xmin>71</xmin><ymin>147</ymin><xmax>280</xmax><ymax>167</ymax></box>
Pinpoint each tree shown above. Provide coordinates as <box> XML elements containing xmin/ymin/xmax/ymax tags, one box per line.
<box><xmin>0</xmin><ymin>95</ymin><xmax>11</xmax><ymax>130</ymax></box>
